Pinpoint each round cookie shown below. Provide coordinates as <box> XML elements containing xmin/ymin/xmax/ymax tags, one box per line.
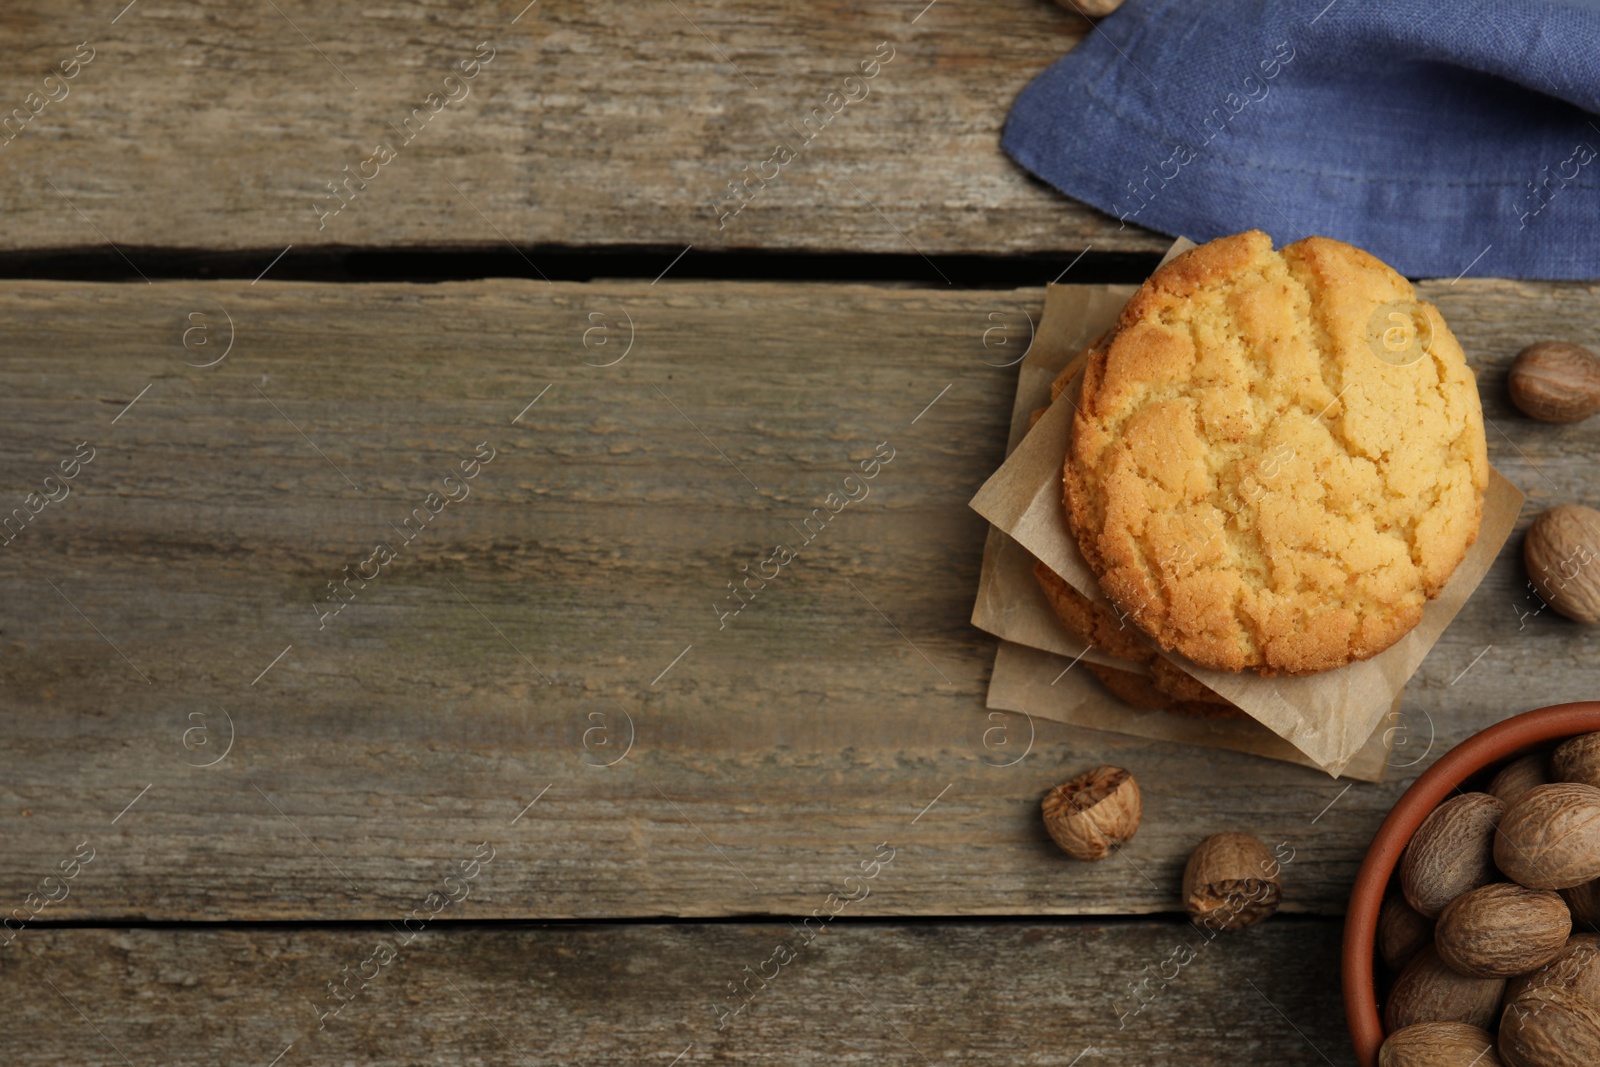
<box><xmin>1148</xmin><ymin>657</ymin><xmax>1237</xmax><ymax>714</ymax></box>
<box><xmin>1032</xmin><ymin>558</ymin><xmax>1243</xmax><ymax>719</ymax></box>
<box><xmin>1084</xmin><ymin>661</ymin><xmax>1167</xmax><ymax>708</ymax></box>
<box><xmin>1031</xmin><ymin>557</ymin><xmax>1153</xmax><ymax>663</ymax></box>
<box><xmin>1064</xmin><ymin>230</ymin><xmax>1488</xmax><ymax>676</ymax></box>
<box><xmin>1085</xmin><ymin>662</ymin><xmax>1245</xmax><ymax>720</ymax></box>
<box><xmin>1162</xmin><ymin>695</ymin><xmax>1246</xmax><ymax>721</ymax></box>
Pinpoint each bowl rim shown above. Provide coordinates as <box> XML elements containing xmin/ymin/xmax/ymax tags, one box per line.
<box><xmin>1343</xmin><ymin>700</ymin><xmax>1600</xmax><ymax>1067</ymax></box>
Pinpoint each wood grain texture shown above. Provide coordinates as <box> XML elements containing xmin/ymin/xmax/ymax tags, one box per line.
<box><xmin>3</xmin><ymin>922</ymin><xmax>1354</xmax><ymax>1066</ymax></box>
<box><xmin>0</xmin><ymin>0</ymin><xmax>1163</xmax><ymax>256</ymax></box>
<box><xmin>0</xmin><ymin>277</ymin><xmax>1596</xmax><ymax>924</ymax></box>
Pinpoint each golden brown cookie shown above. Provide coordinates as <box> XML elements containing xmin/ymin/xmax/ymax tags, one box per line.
<box><xmin>1083</xmin><ymin>661</ymin><xmax>1168</xmax><ymax>708</ymax></box>
<box><xmin>1065</xmin><ymin>230</ymin><xmax>1488</xmax><ymax>676</ymax></box>
<box><xmin>1031</xmin><ymin>558</ymin><xmax>1152</xmax><ymax>663</ymax></box>
<box><xmin>1164</xmin><ymin>698</ymin><xmax>1247</xmax><ymax>721</ymax></box>
<box><xmin>1034</xmin><ymin>558</ymin><xmax>1245</xmax><ymax>719</ymax></box>
<box><xmin>1031</xmin><ymin>335</ymin><xmax>1109</xmax><ymax>431</ymax></box>
<box><xmin>1084</xmin><ymin>662</ymin><xmax>1245</xmax><ymax>720</ymax></box>
<box><xmin>1148</xmin><ymin>657</ymin><xmax>1237</xmax><ymax>712</ymax></box>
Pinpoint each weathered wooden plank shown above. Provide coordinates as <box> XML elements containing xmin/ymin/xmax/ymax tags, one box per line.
<box><xmin>3</xmin><ymin>922</ymin><xmax>1355</xmax><ymax>1066</ymax></box>
<box><xmin>0</xmin><ymin>278</ymin><xmax>1596</xmax><ymax>924</ymax></box>
<box><xmin>0</xmin><ymin>1</ymin><xmax>1160</xmax><ymax>256</ymax></box>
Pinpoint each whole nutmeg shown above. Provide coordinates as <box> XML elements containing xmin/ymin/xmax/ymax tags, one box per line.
<box><xmin>1379</xmin><ymin>892</ymin><xmax>1435</xmax><ymax>972</ymax></box>
<box><xmin>1053</xmin><ymin>0</ymin><xmax>1126</xmax><ymax>16</ymax></box>
<box><xmin>1498</xmin><ymin>934</ymin><xmax>1600</xmax><ymax>1067</ymax></box>
<box><xmin>1552</xmin><ymin>732</ymin><xmax>1600</xmax><ymax>788</ymax></box>
<box><xmin>1400</xmin><ymin>793</ymin><xmax>1505</xmax><ymax>918</ymax></box>
<box><xmin>1434</xmin><ymin>882</ymin><xmax>1570</xmax><ymax>978</ymax></box>
<box><xmin>1495</xmin><ymin>782</ymin><xmax>1600</xmax><ymax>890</ymax></box>
<box><xmin>1379</xmin><ymin>1022</ymin><xmax>1502</xmax><ymax>1067</ymax></box>
<box><xmin>1524</xmin><ymin>505</ymin><xmax>1600</xmax><ymax>625</ymax></box>
<box><xmin>1041</xmin><ymin>765</ymin><xmax>1141</xmax><ymax>861</ymax></box>
<box><xmin>1384</xmin><ymin>945</ymin><xmax>1505</xmax><ymax>1032</ymax></box>
<box><xmin>1563</xmin><ymin>878</ymin><xmax>1600</xmax><ymax>926</ymax></box>
<box><xmin>1489</xmin><ymin>753</ymin><xmax>1551</xmax><ymax>808</ymax></box>
<box><xmin>1503</xmin><ymin>933</ymin><xmax>1600</xmax><ymax>1010</ymax></box>
<box><xmin>1181</xmin><ymin>832</ymin><xmax>1282</xmax><ymax>932</ymax></box>
<box><xmin>1508</xmin><ymin>341</ymin><xmax>1600</xmax><ymax>423</ymax></box>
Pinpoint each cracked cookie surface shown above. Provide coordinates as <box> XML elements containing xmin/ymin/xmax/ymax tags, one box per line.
<box><xmin>1064</xmin><ymin>230</ymin><xmax>1488</xmax><ymax>676</ymax></box>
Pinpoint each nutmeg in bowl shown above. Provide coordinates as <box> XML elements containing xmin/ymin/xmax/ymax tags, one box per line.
<box><xmin>1344</xmin><ymin>702</ymin><xmax>1600</xmax><ymax>1067</ymax></box>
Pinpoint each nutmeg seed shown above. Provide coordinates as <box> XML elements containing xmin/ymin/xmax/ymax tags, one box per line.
<box><xmin>1400</xmin><ymin>792</ymin><xmax>1505</xmax><ymax>918</ymax></box>
<box><xmin>1379</xmin><ymin>892</ymin><xmax>1435</xmax><ymax>972</ymax></box>
<box><xmin>1563</xmin><ymin>878</ymin><xmax>1600</xmax><ymax>927</ymax></box>
<box><xmin>1508</xmin><ymin>341</ymin><xmax>1600</xmax><ymax>424</ymax></box>
<box><xmin>1384</xmin><ymin>945</ymin><xmax>1505</xmax><ymax>1033</ymax></box>
<box><xmin>1495</xmin><ymin>782</ymin><xmax>1600</xmax><ymax>890</ymax></box>
<box><xmin>1040</xmin><ymin>765</ymin><xmax>1141</xmax><ymax>861</ymax></box>
<box><xmin>1181</xmin><ymin>832</ymin><xmax>1282</xmax><ymax>932</ymax></box>
<box><xmin>1498</xmin><ymin>934</ymin><xmax>1600</xmax><ymax>1067</ymax></box>
<box><xmin>1379</xmin><ymin>1022</ymin><xmax>1502</xmax><ymax>1067</ymax></box>
<box><xmin>1433</xmin><ymin>882</ymin><xmax>1570</xmax><ymax>978</ymax></box>
<box><xmin>1552</xmin><ymin>731</ymin><xmax>1600</xmax><ymax>788</ymax></box>
<box><xmin>1052</xmin><ymin>0</ymin><xmax>1126</xmax><ymax>16</ymax></box>
<box><xmin>1524</xmin><ymin>504</ymin><xmax>1600</xmax><ymax>625</ymax></box>
<box><xmin>1488</xmin><ymin>753</ymin><xmax>1551</xmax><ymax>808</ymax></box>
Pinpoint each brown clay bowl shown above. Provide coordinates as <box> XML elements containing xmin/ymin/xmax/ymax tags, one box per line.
<box><xmin>1343</xmin><ymin>700</ymin><xmax>1600</xmax><ymax>1066</ymax></box>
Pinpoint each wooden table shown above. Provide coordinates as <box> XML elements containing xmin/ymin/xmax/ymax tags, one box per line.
<box><xmin>3</xmin><ymin>3</ymin><xmax>1596</xmax><ymax>1064</ymax></box>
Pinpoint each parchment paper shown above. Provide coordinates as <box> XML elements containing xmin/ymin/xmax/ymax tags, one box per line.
<box><xmin>970</xmin><ymin>265</ymin><xmax>1525</xmax><ymax>778</ymax></box>
<box><xmin>970</xmin><ymin>284</ymin><xmax>1144</xmax><ymax>671</ymax></box>
<box><xmin>987</xmin><ymin>640</ymin><xmax>1398</xmax><ymax>782</ymax></box>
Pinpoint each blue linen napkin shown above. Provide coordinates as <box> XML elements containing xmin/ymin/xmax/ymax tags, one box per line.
<box><xmin>1001</xmin><ymin>0</ymin><xmax>1600</xmax><ymax>280</ymax></box>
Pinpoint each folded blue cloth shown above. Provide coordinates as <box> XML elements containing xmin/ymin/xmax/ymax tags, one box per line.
<box><xmin>1002</xmin><ymin>0</ymin><xmax>1600</xmax><ymax>279</ymax></box>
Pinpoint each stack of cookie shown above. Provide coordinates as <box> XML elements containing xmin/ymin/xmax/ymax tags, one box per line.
<box><xmin>1032</xmin><ymin>230</ymin><xmax>1489</xmax><ymax>716</ymax></box>
<box><xmin>1033</xmin><ymin>557</ymin><xmax>1244</xmax><ymax>718</ymax></box>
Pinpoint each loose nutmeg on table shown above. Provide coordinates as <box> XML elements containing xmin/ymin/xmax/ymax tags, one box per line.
<box><xmin>1181</xmin><ymin>832</ymin><xmax>1282</xmax><ymax>932</ymax></box>
<box><xmin>1040</xmin><ymin>765</ymin><xmax>1141</xmax><ymax>862</ymax></box>
<box><xmin>1524</xmin><ymin>504</ymin><xmax>1600</xmax><ymax>625</ymax></box>
<box><xmin>1508</xmin><ymin>341</ymin><xmax>1600</xmax><ymax>424</ymax></box>
<box><xmin>1051</xmin><ymin>0</ymin><xmax>1126</xmax><ymax>16</ymax></box>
